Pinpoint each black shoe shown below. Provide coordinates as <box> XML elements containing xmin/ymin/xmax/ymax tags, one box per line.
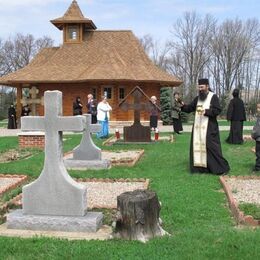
<box><xmin>220</xmin><ymin>172</ymin><xmax>228</xmax><ymax>176</ymax></box>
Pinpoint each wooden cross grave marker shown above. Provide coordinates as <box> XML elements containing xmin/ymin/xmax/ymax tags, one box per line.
<box><xmin>21</xmin><ymin>86</ymin><xmax>44</xmax><ymax>116</ymax></box>
<box><xmin>119</xmin><ymin>86</ymin><xmax>160</xmax><ymax>142</ymax></box>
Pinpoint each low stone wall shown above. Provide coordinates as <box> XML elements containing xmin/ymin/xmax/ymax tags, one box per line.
<box><xmin>18</xmin><ymin>132</ymin><xmax>45</xmax><ymax>149</ymax></box>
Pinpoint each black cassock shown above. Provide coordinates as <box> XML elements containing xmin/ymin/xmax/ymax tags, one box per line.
<box><xmin>226</xmin><ymin>97</ymin><xmax>246</xmax><ymax>144</ymax></box>
<box><xmin>8</xmin><ymin>106</ymin><xmax>17</xmax><ymax>129</ymax></box>
<box><xmin>182</xmin><ymin>94</ymin><xmax>230</xmax><ymax>175</ymax></box>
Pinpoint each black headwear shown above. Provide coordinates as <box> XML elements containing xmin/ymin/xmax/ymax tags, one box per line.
<box><xmin>232</xmin><ymin>89</ymin><xmax>239</xmax><ymax>98</ymax></box>
<box><xmin>198</xmin><ymin>78</ymin><xmax>209</xmax><ymax>85</ymax></box>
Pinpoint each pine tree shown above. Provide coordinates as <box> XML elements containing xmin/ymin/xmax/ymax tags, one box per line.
<box><xmin>160</xmin><ymin>87</ymin><xmax>172</xmax><ymax>125</ymax></box>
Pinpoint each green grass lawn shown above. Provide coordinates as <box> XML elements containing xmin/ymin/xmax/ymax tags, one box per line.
<box><xmin>0</xmin><ymin>132</ymin><xmax>259</xmax><ymax>259</ymax></box>
<box><xmin>183</xmin><ymin>120</ymin><xmax>255</xmax><ymax>126</ymax></box>
<box><xmin>0</xmin><ymin>119</ymin><xmax>7</xmax><ymax>128</ymax></box>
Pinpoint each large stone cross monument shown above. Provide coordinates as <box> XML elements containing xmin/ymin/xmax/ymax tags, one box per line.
<box><xmin>119</xmin><ymin>86</ymin><xmax>159</xmax><ymax>142</ymax></box>
<box><xmin>7</xmin><ymin>91</ymin><xmax>103</xmax><ymax>232</ymax></box>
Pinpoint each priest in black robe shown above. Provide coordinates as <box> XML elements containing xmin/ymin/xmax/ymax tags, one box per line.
<box><xmin>8</xmin><ymin>104</ymin><xmax>17</xmax><ymax>129</ymax></box>
<box><xmin>226</xmin><ymin>89</ymin><xmax>246</xmax><ymax>144</ymax></box>
<box><xmin>181</xmin><ymin>78</ymin><xmax>230</xmax><ymax>175</ymax></box>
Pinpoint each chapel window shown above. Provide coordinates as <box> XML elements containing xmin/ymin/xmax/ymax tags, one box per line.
<box><xmin>119</xmin><ymin>87</ymin><xmax>125</xmax><ymax>100</ymax></box>
<box><xmin>68</xmin><ymin>25</ymin><xmax>79</xmax><ymax>41</ymax></box>
<box><xmin>103</xmin><ymin>87</ymin><xmax>112</xmax><ymax>99</ymax></box>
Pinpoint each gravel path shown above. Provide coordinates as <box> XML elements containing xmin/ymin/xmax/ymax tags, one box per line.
<box><xmin>226</xmin><ymin>178</ymin><xmax>260</xmax><ymax>205</ymax></box>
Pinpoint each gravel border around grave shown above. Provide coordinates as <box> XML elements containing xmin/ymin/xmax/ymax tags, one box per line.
<box><xmin>7</xmin><ymin>178</ymin><xmax>150</xmax><ymax>210</ymax></box>
<box><xmin>102</xmin><ymin>135</ymin><xmax>174</xmax><ymax>146</ymax></box>
<box><xmin>64</xmin><ymin>149</ymin><xmax>145</xmax><ymax>167</ymax></box>
<box><xmin>220</xmin><ymin>176</ymin><xmax>260</xmax><ymax>226</ymax></box>
<box><xmin>0</xmin><ymin>175</ymin><xmax>28</xmax><ymax>196</ymax></box>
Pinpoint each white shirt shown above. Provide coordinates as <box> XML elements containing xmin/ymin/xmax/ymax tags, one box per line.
<box><xmin>97</xmin><ymin>101</ymin><xmax>112</xmax><ymax>121</ymax></box>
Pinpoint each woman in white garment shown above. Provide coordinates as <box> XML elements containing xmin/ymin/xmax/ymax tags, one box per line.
<box><xmin>97</xmin><ymin>96</ymin><xmax>112</xmax><ymax>138</ymax></box>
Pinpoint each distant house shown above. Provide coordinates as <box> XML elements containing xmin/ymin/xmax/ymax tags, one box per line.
<box><xmin>0</xmin><ymin>0</ymin><xmax>182</xmax><ymax>121</ymax></box>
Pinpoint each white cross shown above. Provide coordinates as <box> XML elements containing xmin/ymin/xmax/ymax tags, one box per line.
<box><xmin>21</xmin><ymin>91</ymin><xmax>87</xmax><ymax>217</ymax></box>
<box><xmin>73</xmin><ymin>114</ymin><xmax>102</xmax><ymax>160</ymax></box>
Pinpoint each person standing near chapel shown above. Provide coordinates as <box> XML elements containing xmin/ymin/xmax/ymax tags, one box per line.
<box><xmin>97</xmin><ymin>96</ymin><xmax>112</xmax><ymax>138</ymax></box>
<box><xmin>150</xmin><ymin>96</ymin><xmax>160</xmax><ymax>131</ymax></box>
<box><xmin>86</xmin><ymin>94</ymin><xmax>97</xmax><ymax>124</ymax></box>
<box><xmin>171</xmin><ymin>92</ymin><xmax>183</xmax><ymax>134</ymax></box>
<box><xmin>181</xmin><ymin>78</ymin><xmax>230</xmax><ymax>175</ymax></box>
<box><xmin>7</xmin><ymin>104</ymin><xmax>17</xmax><ymax>129</ymax></box>
<box><xmin>21</xmin><ymin>104</ymin><xmax>31</xmax><ymax>117</ymax></box>
<box><xmin>73</xmin><ymin>97</ymin><xmax>83</xmax><ymax>115</ymax></box>
<box><xmin>251</xmin><ymin>103</ymin><xmax>260</xmax><ymax>172</ymax></box>
<box><xmin>226</xmin><ymin>89</ymin><xmax>246</xmax><ymax>144</ymax></box>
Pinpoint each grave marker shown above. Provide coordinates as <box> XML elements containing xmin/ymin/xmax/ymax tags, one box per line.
<box><xmin>7</xmin><ymin>91</ymin><xmax>103</xmax><ymax>232</ymax></box>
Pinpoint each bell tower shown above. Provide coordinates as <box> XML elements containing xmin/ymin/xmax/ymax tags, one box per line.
<box><xmin>50</xmin><ymin>0</ymin><xmax>96</xmax><ymax>44</ymax></box>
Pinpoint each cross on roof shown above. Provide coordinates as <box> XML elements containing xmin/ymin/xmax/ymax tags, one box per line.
<box><xmin>73</xmin><ymin>114</ymin><xmax>102</xmax><ymax>160</ymax></box>
<box><xmin>21</xmin><ymin>91</ymin><xmax>87</xmax><ymax>216</ymax></box>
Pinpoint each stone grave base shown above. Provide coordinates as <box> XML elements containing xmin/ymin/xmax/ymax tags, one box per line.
<box><xmin>7</xmin><ymin>209</ymin><xmax>103</xmax><ymax>232</ymax></box>
<box><xmin>0</xmin><ymin>223</ymin><xmax>112</xmax><ymax>241</ymax></box>
<box><xmin>220</xmin><ymin>176</ymin><xmax>260</xmax><ymax>226</ymax></box>
<box><xmin>63</xmin><ymin>155</ymin><xmax>111</xmax><ymax>170</ymax></box>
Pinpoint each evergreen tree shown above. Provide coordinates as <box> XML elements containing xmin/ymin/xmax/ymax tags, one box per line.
<box><xmin>160</xmin><ymin>87</ymin><xmax>172</xmax><ymax>125</ymax></box>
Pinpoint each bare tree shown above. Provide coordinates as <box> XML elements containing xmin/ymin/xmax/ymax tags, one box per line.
<box><xmin>0</xmin><ymin>33</ymin><xmax>53</xmax><ymax>75</ymax></box>
<box><xmin>210</xmin><ymin>18</ymin><xmax>260</xmax><ymax>97</ymax></box>
<box><xmin>139</xmin><ymin>34</ymin><xmax>171</xmax><ymax>70</ymax></box>
<box><xmin>168</xmin><ymin>12</ymin><xmax>216</xmax><ymax>101</ymax></box>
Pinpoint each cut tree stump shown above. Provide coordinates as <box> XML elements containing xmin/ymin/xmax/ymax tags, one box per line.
<box><xmin>114</xmin><ymin>189</ymin><xmax>168</xmax><ymax>242</ymax></box>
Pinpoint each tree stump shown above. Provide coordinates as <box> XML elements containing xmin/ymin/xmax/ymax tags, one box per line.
<box><xmin>114</xmin><ymin>189</ymin><xmax>168</xmax><ymax>242</ymax></box>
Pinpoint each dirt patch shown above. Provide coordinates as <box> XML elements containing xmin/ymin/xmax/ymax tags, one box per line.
<box><xmin>102</xmin><ymin>150</ymin><xmax>144</xmax><ymax>166</ymax></box>
<box><xmin>0</xmin><ymin>149</ymin><xmax>35</xmax><ymax>163</ymax></box>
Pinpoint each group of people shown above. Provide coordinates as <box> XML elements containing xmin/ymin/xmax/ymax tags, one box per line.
<box><xmin>174</xmin><ymin>78</ymin><xmax>260</xmax><ymax>175</ymax></box>
<box><xmin>7</xmin><ymin>82</ymin><xmax>260</xmax><ymax>173</ymax></box>
<box><xmin>73</xmin><ymin>94</ymin><xmax>112</xmax><ymax>138</ymax></box>
<box><xmin>7</xmin><ymin>104</ymin><xmax>31</xmax><ymax>129</ymax></box>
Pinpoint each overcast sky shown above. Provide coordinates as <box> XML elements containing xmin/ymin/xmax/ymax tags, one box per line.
<box><xmin>0</xmin><ymin>0</ymin><xmax>259</xmax><ymax>45</ymax></box>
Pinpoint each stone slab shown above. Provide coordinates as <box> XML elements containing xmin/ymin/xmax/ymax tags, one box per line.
<box><xmin>0</xmin><ymin>223</ymin><xmax>112</xmax><ymax>241</ymax></box>
<box><xmin>7</xmin><ymin>209</ymin><xmax>103</xmax><ymax>232</ymax></box>
<box><xmin>64</xmin><ymin>158</ymin><xmax>111</xmax><ymax>170</ymax></box>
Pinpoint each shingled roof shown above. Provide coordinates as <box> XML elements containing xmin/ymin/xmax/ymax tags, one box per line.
<box><xmin>0</xmin><ymin>30</ymin><xmax>182</xmax><ymax>87</ymax></box>
<box><xmin>51</xmin><ymin>0</ymin><xmax>96</xmax><ymax>30</ymax></box>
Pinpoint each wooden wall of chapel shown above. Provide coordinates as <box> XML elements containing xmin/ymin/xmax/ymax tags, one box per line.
<box><xmin>35</xmin><ymin>83</ymin><xmax>161</xmax><ymax>121</ymax></box>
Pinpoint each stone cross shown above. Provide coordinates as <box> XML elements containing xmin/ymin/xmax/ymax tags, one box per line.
<box><xmin>21</xmin><ymin>90</ymin><xmax>87</xmax><ymax>216</ymax></box>
<box><xmin>73</xmin><ymin>114</ymin><xmax>101</xmax><ymax>160</ymax></box>
<box><xmin>21</xmin><ymin>86</ymin><xmax>44</xmax><ymax>116</ymax></box>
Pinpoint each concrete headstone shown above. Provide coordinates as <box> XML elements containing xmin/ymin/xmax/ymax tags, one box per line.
<box><xmin>73</xmin><ymin>114</ymin><xmax>101</xmax><ymax>160</ymax></box>
<box><xmin>7</xmin><ymin>91</ymin><xmax>103</xmax><ymax>232</ymax></box>
<box><xmin>64</xmin><ymin>114</ymin><xmax>111</xmax><ymax>170</ymax></box>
